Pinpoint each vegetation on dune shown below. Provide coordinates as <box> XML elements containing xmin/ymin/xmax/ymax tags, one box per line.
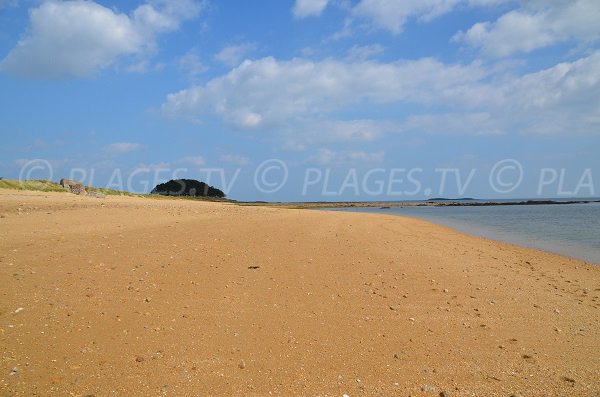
<box><xmin>0</xmin><ymin>179</ymin><xmax>135</xmax><ymax>196</ymax></box>
<box><xmin>85</xmin><ymin>186</ymin><xmax>136</xmax><ymax>196</ymax></box>
<box><xmin>0</xmin><ymin>179</ymin><xmax>67</xmax><ymax>192</ymax></box>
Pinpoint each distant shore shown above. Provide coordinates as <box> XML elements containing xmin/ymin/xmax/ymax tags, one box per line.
<box><xmin>241</xmin><ymin>198</ymin><xmax>600</xmax><ymax>209</ymax></box>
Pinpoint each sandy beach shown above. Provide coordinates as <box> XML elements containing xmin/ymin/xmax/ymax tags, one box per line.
<box><xmin>1</xmin><ymin>189</ymin><xmax>599</xmax><ymax>396</ymax></box>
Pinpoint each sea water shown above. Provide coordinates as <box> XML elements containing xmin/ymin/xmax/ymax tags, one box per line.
<box><xmin>328</xmin><ymin>202</ymin><xmax>600</xmax><ymax>264</ymax></box>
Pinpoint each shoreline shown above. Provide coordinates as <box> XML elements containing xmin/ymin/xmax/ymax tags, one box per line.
<box><xmin>1</xmin><ymin>189</ymin><xmax>599</xmax><ymax>395</ymax></box>
<box><xmin>406</xmin><ymin>213</ymin><xmax>599</xmax><ymax>266</ymax></box>
<box><xmin>321</xmin><ymin>206</ymin><xmax>600</xmax><ymax>266</ymax></box>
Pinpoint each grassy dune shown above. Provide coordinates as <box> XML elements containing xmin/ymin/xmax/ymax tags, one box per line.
<box><xmin>0</xmin><ymin>179</ymin><xmax>135</xmax><ymax>196</ymax></box>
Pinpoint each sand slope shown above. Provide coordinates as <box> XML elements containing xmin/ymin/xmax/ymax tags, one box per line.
<box><xmin>1</xmin><ymin>189</ymin><xmax>599</xmax><ymax>396</ymax></box>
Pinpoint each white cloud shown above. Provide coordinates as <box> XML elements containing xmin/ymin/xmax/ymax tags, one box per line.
<box><xmin>324</xmin><ymin>0</ymin><xmax>517</xmax><ymax>38</ymax></box>
<box><xmin>0</xmin><ymin>0</ymin><xmax>204</xmax><ymax>79</ymax></box>
<box><xmin>454</xmin><ymin>0</ymin><xmax>600</xmax><ymax>57</ymax></box>
<box><xmin>105</xmin><ymin>142</ymin><xmax>141</xmax><ymax>155</ymax></box>
<box><xmin>346</xmin><ymin>44</ymin><xmax>385</xmax><ymax>60</ymax></box>
<box><xmin>352</xmin><ymin>0</ymin><xmax>460</xmax><ymax>34</ymax></box>
<box><xmin>163</xmin><ymin>49</ymin><xmax>600</xmax><ymax>139</ymax></box>
<box><xmin>293</xmin><ymin>0</ymin><xmax>331</xmax><ymax>18</ymax></box>
<box><xmin>133</xmin><ymin>0</ymin><xmax>202</xmax><ymax>35</ymax></box>
<box><xmin>213</xmin><ymin>43</ymin><xmax>258</xmax><ymax>67</ymax></box>
<box><xmin>162</xmin><ymin>56</ymin><xmax>488</xmax><ymax>129</ymax></box>
<box><xmin>401</xmin><ymin>51</ymin><xmax>600</xmax><ymax>135</ymax></box>
<box><xmin>311</xmin><ymin>148</ymin><xmax>385</xmax><ymax>166</ymax></box>
<box><xmin>499</xmin><ymin>51</ymin><xmax>600</xmax><ymax>134</ymax></box>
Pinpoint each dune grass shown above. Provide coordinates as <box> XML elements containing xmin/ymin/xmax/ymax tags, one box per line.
<box><xmin>0</xmin><ymin>179</ymin><xmax>135</xmax><ymax>196</ymax></box>
<box><xmin>0</xmin><ymin>179</ymin><xmax>67</xmax><ymax>192</ymax></box>
<box><xmin>85</xmin><ymin>186</ymin><xmax>137</xmax><ymax>196</ymax></box>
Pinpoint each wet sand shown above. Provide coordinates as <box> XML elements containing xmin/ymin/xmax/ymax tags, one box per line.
<box><xmin>1</xmin><ymin>189</ymin><xmax>599</xmax><ymax>396</ymax></box>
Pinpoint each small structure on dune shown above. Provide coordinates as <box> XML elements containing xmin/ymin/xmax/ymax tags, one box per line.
<box><xmin>59</xmin><ymin>178</ymin><xmax>87</xmax><ymax>195</ymax></box>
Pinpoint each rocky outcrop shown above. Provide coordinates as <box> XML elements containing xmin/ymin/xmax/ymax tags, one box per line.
<box><xmin>59</xmin><ymin>178</ymin><xmax>80</xmax><ymax>188</ymax></box>
<box><xmin>68</xmin><ymin>184</ymin><xmax>87</xmax><ymax>195</ymax></box>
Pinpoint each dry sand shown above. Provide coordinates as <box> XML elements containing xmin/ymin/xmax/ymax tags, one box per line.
<box><xmin>1</xmin><ymin>189</ymin><xmax>599</xmax><ymax>396</ymax></box>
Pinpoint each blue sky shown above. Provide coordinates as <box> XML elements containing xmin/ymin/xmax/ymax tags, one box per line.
<box><xmin>1</xmin><ymin>0</ymin><xmax>599</xmax><ymax>201</ymax></box>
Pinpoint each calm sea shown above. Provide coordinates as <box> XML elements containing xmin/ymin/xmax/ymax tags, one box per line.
<box><xmin>327</xmin><ymin>202</ymin><xmax>600</xmax><ymax>264</ymax></box>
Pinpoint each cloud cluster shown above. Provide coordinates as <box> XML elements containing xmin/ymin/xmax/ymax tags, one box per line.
<box><xmin>163</xmin><ymin>49</ymin><xmax>600</xmax><ymax>142</ymax></box>
<box><xmin>300</xmin><ymin>0</ymin><xmax>598</xmax><ymax>59</ymax></box>
<box><xmin>501</xmin><ymin>51</ymin><xmax>600</xmax><ymax>134</ymax></box>
<box><xmin>352</xmin><ymin>0</ymin><xmax>460</xmax><ymax>34</ymax></box>
<box><xmin>293</xmin><ymin>0</ymin><xmax>501</xmax><ymax>30</ymax></box>
<box><xmin>0</xmin><ymin>0</ymin><xmax>204</xmax><ymax>79</ymax></box>
<box><xmin>316</xmin><ymin>0</ymin><xmax>512</xmax><ymax>37</ymax></box>
<box><xmin>454</xmin><ymin>0</ymin><xmax>600</xmax><ymax>57</ymax></box>
<box><xmin>162</xmin><ymin>56</ymin><xmax>487</xmax><ymax>129</ymax></box>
